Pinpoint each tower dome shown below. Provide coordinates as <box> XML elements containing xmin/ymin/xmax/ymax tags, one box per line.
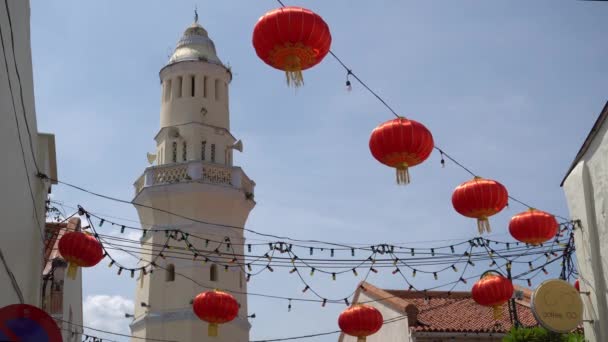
<box><xmin>168</xmin><ymin>16</ymin><xmax>223</xmax><ymax>66</ymax></box>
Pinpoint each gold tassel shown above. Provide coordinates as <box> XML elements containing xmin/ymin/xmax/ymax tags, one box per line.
<box><xmin>357</xmin><ymin>337</ymin><xmax>367</xmax><ymax>342</ymax></box>
<box><xmin>208</xmin><ymin>323</ymin><xmax>218</xmax><ymax>337</ymax></box>
<box><xmin>396</xmin><ymin>166</ymin><xmax>410</xmax><ymax>185</ymax></box>
<box><xmin>285</xmin><ymin>70</ymin><xmax>304</xmax><ymax>87</ymax></box>
<box><xmin>67</xmin><ymin>263</ymin><xmax>78</xmax><ymax>280</ymax></box>
<box><xmin>492</xmin><ymin>305</ymin><xmax>503</xmax><ymax>320</ymax></box>
<box><xmin>477</xmin><ymin>218</ymin><xmax>491</xmax><ymax>234</ymax></box>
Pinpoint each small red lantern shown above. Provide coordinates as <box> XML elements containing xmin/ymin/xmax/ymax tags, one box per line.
<box><xmin>472</xmin><ymin>271</ymin><xmax>514</xmax><ymax>320</ymax></box>
<box><xmin>57</xmin><ymin>231</ymin><xmax>104</xmax><ymax>279</ymax></box>
<box><xmin>369</xmin><ymin>117</ymin><xmax>434</xmax><ymax>185</ymax></box>
<box><xmin>339</xmin><ymin>304</ymin><xmax>383</xmax><ymax>342</ymax></box>
<box><xmin>252</xmin><ymin>6</ymin><xmax>332</xmax><ymax>87</ymax></box>
<box><xmin>574</xmin><ymin>279</ymin><xmax>580</xmax><ymax>292</ymax></box>
<box><xmin>509</xmin><ymin>209</ymin><xmax>558</xmax><ymax>245</ymax></box>
<box><xmin>452</xmin><ymin>177</ymin><xmax>508</xmax><ymax>234</ymax></box>
<box><xmin>193</xmin><ymin>290</ymin><xmax>239</xmax><ymax>337</ymax></box>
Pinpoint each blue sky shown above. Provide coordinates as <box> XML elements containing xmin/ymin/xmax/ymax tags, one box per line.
<box><xmin>31</xmin><ymin>1</ymin><xmax>607</xmax><ymax>341</ymax></box>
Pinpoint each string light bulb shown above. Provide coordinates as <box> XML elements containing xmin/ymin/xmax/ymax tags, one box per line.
<box><xmin>451</xmin><ymin>265</ymin><xmax>458</xmax><ymax>272</ymax></box>
<box><xmin>290</xmin><ymin>267</ymin><xmax>297</xmax><ymax>274</ymax></box>
<box><xmin>433</xmin><ymin>272</ymin><xmax>438</xmax><ymax>280</ymax></box>
<box><xmin>310</xmin><ymin>268</ymin><xmax>315</xmax><ymax>276</ymax></box>
<box><xmin>352</xmin><ymin>269</ymin><xmax>358</xmax><ymax>276</ymax></box>
<box><xmin>120</xmin><ymin>225</ymin><xmax>125</xmax><ymax>234</ymax></box>
<box><xmin>392</xmin><ymin>268</ymin><xmax>400</xmax><ymax>275</ymax></box>
<box><xmin>302</xmin><ymin>286</ymin><xmax>309</xmax><ymax>293</ymax></box>
<box><xmin>332</xmin><ymin>273</ymin><xmax>336</xmax><ymax>281</ymax></box>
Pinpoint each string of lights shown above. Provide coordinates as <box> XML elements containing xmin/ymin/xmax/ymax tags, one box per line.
<box><xmin>271</xmin><ymin>0</ymin><xmax>571</xmax><ymax>224</ymax></box>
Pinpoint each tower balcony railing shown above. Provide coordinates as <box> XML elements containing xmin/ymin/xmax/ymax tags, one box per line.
<box><xmin>134</xmin><ymin>160</ymin><xmax>255</xmax><ymax>199</ymax></box>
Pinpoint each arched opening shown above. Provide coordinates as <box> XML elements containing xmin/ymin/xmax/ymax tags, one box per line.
<box><xmin>172</xmin><ymin>142</ymin><xmax>177</xmax><ymax>163</ymax></box>
<box><xmin>210</xmin><ymin>264</ymin><xmax>218</xmax><ymax>282</ymax></box>
<box><xmin>211</xmin><ymin>144</ymin><xmax>216</xmax><ymax>163</ymax></box>
<box><xmin>191</xmin><ymin>75</ymin><xmax>196</xmax><ymax>97</ymax></box>
<box><xmin>176</xmin><ymin>76</ymin><xmax>183</xmax><ymax>98</ymax></box>
<box><xmin>164</xmin><ymin>79</ymin><xmax>172</xmax><ymax>102</ymax></box>
<box><xmin>182</xmin><ymin>141</ymin><xmax>187</xmax><ymax>161</ymax></box>
<box><xmin>214</xmin><ymin>79</ymin><xmax>220</xmax><ymax>101</ymax></box>
<box><xmin>203</xmin><ymin>76</ymin><xmax>208</xmax><ymax>98</ymax></box>
<box><xmin>166</xmin><ymin>264</ymin><xmax>175</xmax><ymax>282</ymax></box>
<box><xmin>201</xmin><ymin>141</ymin><xmax>206</xmax><ymax>161</ymax></box>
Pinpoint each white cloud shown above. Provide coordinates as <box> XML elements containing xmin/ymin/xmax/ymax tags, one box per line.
<box><xmin>83</xmin><ymin>295</ymin><xmax>134</xmax><ymax>338</ymax></box>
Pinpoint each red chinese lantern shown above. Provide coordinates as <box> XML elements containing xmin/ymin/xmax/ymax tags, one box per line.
<box><xmin>252</xmin><ymin>6</ymin><xmax>332</xmax><ymax>87</ymax></box>
<box><xmin>193</xmin><ymin>290</ymin><xmax>239</xmax><ymax>337</ymax></box>
<box><xmin>509</xmin><ymin>209</ymin><xmax>558</xmax><ymax>245</ymax></box>
<box><xmin>452</xmin><ymin>177</ymin><xmax>508</xmax><ymax>234</ymax></box>
<box><xmin>574</xmin><ymin>279</ymin><xmax>580</xmax><ymax>292</ymax></box>
<box><xmin>472</xmin><ymin>271</ymin><xmax>514</xmax><ymax>320</ymax></box>
<box><xmin>369</xmin><ymin>117</ymin><xmax>434</xmax><ymax>185</ymax></box>
<box><xmin>57</xmin><ymin>231</ymin><xmax>104</xmax><ymax>279</ymax></box>
<box><xmin>338</xmin><ymin>304</ymin><xmax>383</xmax><ymax>342</ymax></box>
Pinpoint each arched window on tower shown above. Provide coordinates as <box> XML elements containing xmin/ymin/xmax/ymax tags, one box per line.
<box><xmin>191</xmin><ymin>75</ymin><xmax>196</xmax><ymax>97</ymax></box>
<box><xmin>210</xmin><ymin>264</ymin><xmax>218</xmax><ymax>282</ymax></box>
<box><xmin>166</xmin><ymin>264</ymin><xmax>175</xmax><ymax>282</ymax></box>
<box><xmin>172</xmin><ymin>142</ymin><xmax>177</xmax><ymax>163</ymax></box>
<box><xmin>201</xmin><ymin>141</ymin><xmax>206</xmax><ymax>161</ymax></box>
<box><xmin>182</xmin><ymin>141</ymin><xmax>187</xmax><ymax>161</ymax></box>
<box><xmin>214</xmin><ymin>79</ymin><xmax>220</xmax><ymax>101</ymax></box>
<box><xmin>211</xmin><ymin>144</ymin><xmax>216</xmax><ymax>163</ymax></box>
<box><xmin>176</xmin><ymin>76</ymin><xmax>183</xmax><ymax>98</ymax></box>
<box><xmin>164</xmin><ymin>79</ymin><xmax>172</xmax><ymax>102</ymax></box>
<box><xmin>203</xmin><ymin>76</ymin><xmax>208</xmax><ymax>98</ymax></box>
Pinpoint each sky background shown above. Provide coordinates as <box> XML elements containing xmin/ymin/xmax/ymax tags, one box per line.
<box><xmin>30</xmin><ymin>1</ymin><xmax>608</xmax><ymax>341</ymax></box>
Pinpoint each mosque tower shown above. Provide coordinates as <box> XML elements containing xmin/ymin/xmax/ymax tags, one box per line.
<box><xmin>130</xmin><ymin>12</ymin><xmax>254</xmax><ymax>341</ymax></box>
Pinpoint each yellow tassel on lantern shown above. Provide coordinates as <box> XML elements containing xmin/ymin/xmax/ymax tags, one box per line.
<box><xmin>396</xmin><ymin>164</ymin><xmax>410</xmax><ymax>185</ymax></box>
<box><xmin>492</xmin><ymin>305</ymin><xmax>503</xmax><ymax>320</ymax></box>
<box><xmin>67</xmin><ymin>263</ymin><xmax>78</xmax><ymax>280</ymax></box>
<box><xmin>208</xmin><ymin>323</ymin><xmax>219</xmax><ymax>337</ymax></box>
<box><xmin>477</xmin><ymin>217</ymin><xmax>491</xmax><ymax>234</ymax></box>
<box><xmin>357</xmin><ymin>337</ymin><xmax>367</xmax><ymax>342</ymax></box>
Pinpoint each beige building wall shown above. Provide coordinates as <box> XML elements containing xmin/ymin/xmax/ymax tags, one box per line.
<box><xmin>562</xmin><ymin>103</ymin><xmax>608</xmax><ymax>342</ymax></box>
<box><xmin>0</xmin><ymin>0</ymin><xmax>57</xmax><ymax>308</ymax></box>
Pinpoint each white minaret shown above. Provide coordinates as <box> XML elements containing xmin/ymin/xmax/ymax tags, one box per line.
<box><xmin>130</xmin><ymin>12</ymin><xmax>255</xmax><ymax>342</ymax></box>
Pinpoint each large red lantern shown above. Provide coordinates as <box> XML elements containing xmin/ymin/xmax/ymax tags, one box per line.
<box><xmin>57</xmin><ymin>231</ymin><xmax>104</xmax><ymax>279</ymax></box>
<box><xmin>452</xmin><ymin>177</ymin><xmax>508</xmax><ymax>234</ymax></box>
<box><xmin>472</xmin><ymin>271</ymin><xmax>514</xmax><ymax>320</ymax></box>
<box><xmin>193</xmin><ymin>290</ymin><xmax>239</xmax><ymax>337</ymax></box>
<box><xmin>338</xmin><ymin>304</ymin><xmax>383</xmax><ymax>342</ymax></box>
<box><xmin>369</xmin><ymin>117</ymin><xmax>434</xmax><ymax>185</ymax></box>
<box><xmin>509</xmin><ymin>209</ymin><xmax>558</xmax><ymax>245</ymax></box>
<box><xmin>252</xmin><ymin>6</ymin><xmax>332</xmax><ymax>87</ymax></box>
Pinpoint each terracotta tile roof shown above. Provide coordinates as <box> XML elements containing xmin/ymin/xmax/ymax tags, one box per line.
<box><xmin>354</xmin><ymin>282</ymin><xmax>538</xmax><ymax>335</ymax></box>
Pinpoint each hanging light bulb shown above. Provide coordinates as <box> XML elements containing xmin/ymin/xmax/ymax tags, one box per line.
<box><xmin>310</xmin><ymin>268</ymin><xmax>315</xmax><ymax>276</ymax></box>
<box><xmin>332</xmin><ymin>273</ymin><xmax>336</xmax><ymax>281</ymax></box>
<box><xmin>433</xmin><ymin>272</ymin><xmax>438</xmax><ymax>280</ymax></box>
<box><xmin>392</xmin><ymin>268</ymin><xmax>400</xmax><ymax>275</ymax></box>
<box><xmin>302</xmin><ymin>286</ymin><xmax>309</xmax><ymax>293</ymax></box>
<box><xmin>452</xmin><ymin>265</ymin><xmax>458</xmax><ymax>272</ymax></box>
<box><xmin>289</xmin><ymin>267</ymin><xmax>297</xmax><ymax>274</ymax></box>
<box><xmin>412</xmin><ymin>269</ymin><xmax>417</xmax><ymax>277</ymax></box>
<box><xmin>352</xmin><ymin>268</ymin><xmax>358</xmax><ymax>276</ymax></box>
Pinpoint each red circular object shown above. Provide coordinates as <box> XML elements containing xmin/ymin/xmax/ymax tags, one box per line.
<box><xmin>338</xmin><ymin>304</ymin><xmax>383</xmax><ymax>341</ymax></box>
<box><xmin>574</xmin><ymin>279</ymin><xmax>580</xmax><ymax>292</ymax></box>
<box><xmin>0</xmin><ymin>304</ymin><xmax>62</xmax><ymax>342</ymax></box>
<box><xmin>472</xmin><ymin>273</ymin><xmax>513</xmax><ymax>307</ymax></box>
<box><xmin>252</xmin><ymin>6</ymin><xmax>331</xmax><ymax>85</ymax></box>
<box><xmin>509</xmin><ymin>209</ymin><xmax>558</xmax><ymax>245</ymax></box>
<box><xmin>369</xmin><ymin>118</ymin><xmax>434</xmax><ymax>185</ymax></box>
<box><xmin>452</xmin><ymin>177</ymin><xmax>508</xmax><ymax>233</ymax></box>
<box><xmin>193</xmin><ymin>290</ymin><xmax>239</xmax><ymax>337</ymax></box>
<box><xmin>58</xmin><ymin>231</ymin><xmax>104</xmax><ymax>268</ymax></box>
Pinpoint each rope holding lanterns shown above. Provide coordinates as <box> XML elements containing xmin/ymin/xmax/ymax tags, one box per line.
<box><xmin>57</xmin><ymin>231</ymin><xmax>104</xmax><ymax>279</ymax></box>
<box><xmin>509</xmin><ymin>208</ymin><xmax>558</xmax><ymax>245</ymax></box>
<box><xmin>193</xmin><ymin>290</ymin><xmax>239</xmax><ymax>337</ymax></box>
<box><xmin>471</xmin><ymin>270</ymin><xmax>514</xmax><ymax>320</ymax></box>
<box><xmin>252</xmin><ymin>6</ymin><xmax>332</xmax><ymax>87</ymax></box>
<box><xmin>338</xmin><ymin>304</ymin><xmax>383</xmax><ymax>342</ymax></box>
<box><xmin>369</xmin><ymin>117</ymin><xmax>434</xmax><ymax>185</ymax></box>
<box><xmin>452</xmin><ymin>177</ymin><xmax>508</xmax><ymax>234</ymax></box>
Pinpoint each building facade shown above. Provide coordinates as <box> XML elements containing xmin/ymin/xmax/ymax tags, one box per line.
<box><xmin>129</xmin><ymin>15</ymin><xmax>255</xmax><ymax>342</ymax></box>
<box><xmin>42</xmin><ymin>218</ymin><xmax>84</xmax><ymax>342</ymax></box>
<box><xmin>562</xmin><ymin>101</ymin><xmax>608</xmax><ymax>342</ymax></box>
<box><xmin>0</xmin><ymin>0</ymin><xmax>57</xmax><ymax>308</ymax></box>
<box><xmin>339</xmin><ymin>282</ymin><xmax>538</xmax><ymax>342</ymax></box>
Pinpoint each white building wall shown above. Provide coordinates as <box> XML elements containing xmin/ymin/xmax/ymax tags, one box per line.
<box><xmin>563</xmin><ymin>113</ymin><xmax>608</xmax><ymax>342</ymax></box>
<box><xmin>339</xmin><ymin>292</ymin><xmax>411</xmax><ymax>342</ymax></box>
<box><xmin>0</xmin><ymin>0</ymin><xmax>56</xmax><ymax>308</ymax></box>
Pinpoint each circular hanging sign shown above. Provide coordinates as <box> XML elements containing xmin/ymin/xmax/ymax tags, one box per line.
<box><xmin>0</xmin><ymin>304</ymin><xmax>62</xmax><ymax>342</ymax></box>
<box><xmin>531</xmin><ymin>279</ymin><xmax>583</xmax><ymax>333</ymax></box>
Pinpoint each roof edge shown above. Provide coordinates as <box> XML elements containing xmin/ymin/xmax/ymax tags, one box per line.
<box><xmin>561</xmin><ymin>100</ymin><xmax>608</xmax><ymax>186</ymax></box>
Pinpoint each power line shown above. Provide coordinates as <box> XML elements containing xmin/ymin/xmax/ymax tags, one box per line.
<box><xmin>272</xmin><ymin>0</ymin><xmax>570</xmax><ymax>223</ymax></box>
